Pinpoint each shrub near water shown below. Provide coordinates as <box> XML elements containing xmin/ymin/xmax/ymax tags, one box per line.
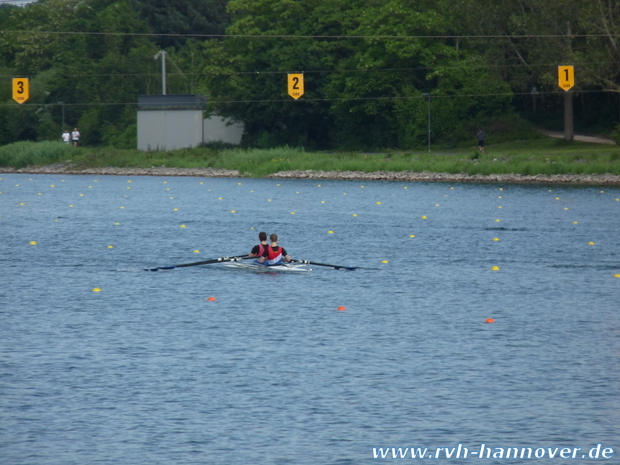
<box><xmin>0</xmin><ymin>141</ymin><xmax>73</xmax><ymax>168</ymax></box>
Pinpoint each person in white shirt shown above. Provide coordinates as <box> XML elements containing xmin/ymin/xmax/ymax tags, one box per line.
<box><xmin>71</xmin><ymin>128</ymin><xmax>80</xmax><ymax>147</ymax></box>
<box><xmin>62</xmin><ymin>130</ymin><xmax>70</xmax><ymax>143</ymax></box>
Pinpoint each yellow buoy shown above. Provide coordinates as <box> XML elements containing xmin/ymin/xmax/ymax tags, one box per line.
<box><xmin>352</xmin><ymin>214</ymin><xmax>358</xmax><ymax>217</ymax></box>
<box><xmin>376</xmin><ymin>201</ymin><xmax>382</xmax><ymax>205</ymax></box>
<box><xmin>290</xmin><ymin>212</ymin><xmax>295</xmax><ymax>215</ymax></box>
<box><xmin>614</xmin><ymin>274</ymin><xmax>620</xmax><ymax>278</ymax></box>
<box><xmin>588</xmin><ymin>241</ymin><xmax>595</xmax><ymax>245</ymax></box>
<box><xmin>409</xmin><ymin>235</ymin><xmax>416</xmax><ymax>238</ymax></box>
<box><xmin>92</xmin><ymin>288</ymin><xmax>101</xmax><ymax>292</ymax></box>
<box><xmin>29</xmin><ymin>241</ymin><xmax>37</xmax><ymax>245</ymax></box>
<box><xmin>491</xmin><ymin>266</ymin><xmax>500</xmax><ymax>271</ymax></box>
<box><xmin>381</xmin><ymin>260</ymin><xmax>389</xmax><ymax>264</ymax></box>
<box><xmin>421</xmin><ymin>216</ymin><xmax>427</xmax><ymax>219</ymax></box>
<box><xmin>107</xmin><ymin>245</ymin><xmax>114</xmax><ymax>249</ymax></box>
<box><xmin>193</xmin><ymin>250</ymin><xmax>200</xmax><ymax>253</ymax></box>
<box><xmin>493</xmin><ymin>238</ymin><xmax>500</xmax><ymax>241</ymax></box>
<box><xmin>328</xmin><ymin>230</ymin><xmax>334</xmax><ymax>234</ymax></box>
<box><xmin>495</xmin><ymin>219</ymin><xmax>501</xmax><ymax>222</ymax></box>
<box><xmin>230</xmin><ymin>210</ymin><xmax>236</xmax><ymax>213</ymax></box>
<box><xmin>173</xmin><ymin>208</ymin><xmax>178</xmax><ymax>211</ymax></box>
<box><xmin>180</xmin><ymin>224</ymin><xmax>186</xmax><ymax>228</ymax></box>
<box><xmin>114</xmin><ymin>222</ymin><xmax>121</xmax><ymax>225</ymax></box>
<box><xmin>573</xmin><ymin>221</ymin><xmax>578</xmax><ymax>224</ymax></box>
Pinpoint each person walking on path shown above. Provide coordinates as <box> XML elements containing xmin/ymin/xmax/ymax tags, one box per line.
<box><xmin>71</xmin><ymin>128</ymin><xmax>80</xmax><ymax>147</ymax></box>
<box><xmin>477</xmin><ymin>129</ymin><xmax>486</xmax><ymax>154</ymax></box>
<box><xmin>62</xmin><ymin>130</ymin><xmax>70</xmax><ymax>144</ymax></box>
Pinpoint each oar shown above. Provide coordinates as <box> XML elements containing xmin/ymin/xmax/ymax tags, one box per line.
<box><xmin>293</xmin><ymin>260</ymin><xmax>357</xmax><ymax>271</ymax></box>
<box><xmin>146</xmin><ymin>254</ymin><xmax>248</xmax><ymax>271</ymax></box>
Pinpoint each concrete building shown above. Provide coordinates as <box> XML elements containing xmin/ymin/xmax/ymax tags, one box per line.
<box><xmin>137</xmin><ymin>94</ymin><xmax>244</xmax><ymax>151</ymax></box>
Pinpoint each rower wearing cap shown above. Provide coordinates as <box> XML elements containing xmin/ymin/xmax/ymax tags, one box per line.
<box><xmin>258</xmin><ymin>233</ymin><xmax>291</xmax><ymax>266</ymax></box>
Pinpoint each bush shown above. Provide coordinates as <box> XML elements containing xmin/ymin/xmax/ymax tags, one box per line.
<box><xmin>0</xmin><ymin>141</ymin><xmax>72</xmax><ymax>167</ymax></box>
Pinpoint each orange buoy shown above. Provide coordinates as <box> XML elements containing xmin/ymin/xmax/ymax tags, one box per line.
<box><xmin>485</xmin><ymin>318</ymin><xmax>495</xmax><ymax>323</ymax></box>
<box><xmin>337</xmin><ymin>306</ymin><xmax>346</xmax><ymax>311</ymax></box>
<box><xmin>207</xmin><ymin>297</ymin><xmax>217</xmax><ymax>301</ymax></box>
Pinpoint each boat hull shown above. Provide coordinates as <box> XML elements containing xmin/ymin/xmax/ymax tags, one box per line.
<box><xmin>223</xmin><ymin>259</ymin><xmax>312</xmax><ymax>273</ymax></box>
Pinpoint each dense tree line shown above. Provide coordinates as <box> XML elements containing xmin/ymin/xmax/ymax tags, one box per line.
<box><xmin>0</xmin><ymin>0</ymin><xmax>618</xmax><ymax>149</ymax></box>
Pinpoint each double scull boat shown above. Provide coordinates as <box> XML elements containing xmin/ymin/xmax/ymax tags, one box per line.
<box><xmin>222</xmin><ymin>258</ymin><xmax>312</xmax><ymax>273</ymax></box>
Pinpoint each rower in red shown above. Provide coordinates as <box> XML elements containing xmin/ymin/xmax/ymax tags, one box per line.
<box><xmin>258</xmin><ymin>233</ymin><xmax>292</xmax><ymax>266</ymax></box>
<box><xmin>248</xmin><ymin>231</ymin><xmax>269</xmax><ymax>258</ymax></box>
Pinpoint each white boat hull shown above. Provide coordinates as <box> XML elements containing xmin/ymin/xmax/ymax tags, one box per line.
<box><xmin>223</xmin><ymin>259</ymin><xmax>312</xmax><ymax>273</ymax></box>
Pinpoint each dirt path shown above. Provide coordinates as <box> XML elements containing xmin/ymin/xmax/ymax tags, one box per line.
<box><xmin>537</xmin><ymin>129</ymin><xmax>616</xmax><ymax>145</ymax></box>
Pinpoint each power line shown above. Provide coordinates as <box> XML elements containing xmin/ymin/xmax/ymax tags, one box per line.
<box><xmin>1</xmin><ymin>89</ymin><xmax>610</xmax><ymax>108</ymax></box>
<box><xmin>1</xmin><ymin>30</ymin><xmax>619</xmax><ymax>40</ymax></box>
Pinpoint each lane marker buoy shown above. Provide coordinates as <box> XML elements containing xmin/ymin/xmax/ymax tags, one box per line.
<box><xmin>491</xmin><ymin>266</ymin><xmax>500</xmax><ymax>271</ymax></box>
<box><xmin>92</xmin><ymin>288</ymin><xmax>101</xmax><ymax>292</ymax></box>
<box><xmin>485</xmin><ymin>318</ymin><xmax>495</xmax><ymax>323</ymax></box>
<box><xmin>337</xmin><ymin>306</ymin><xmax>346</xmax><ymax>311</ymax></box>
<box><xmin>29</xmin><ymin>241</ymin><xmax>37</xmax><ymax>245</ymax></box>
<box><xmin>207</xmin><ymin>296</ymin><xmax>216</xmax><ymax>301</ymax></box>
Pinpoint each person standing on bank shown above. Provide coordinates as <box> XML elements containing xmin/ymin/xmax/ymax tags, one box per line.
<box><xmin>259</xmin><ymin>233</ymin><xmax>291</xmax><ymax>266</ymax></box>
<box><xmin>71</xmin><ymin>127</ymin><xmax>80</xmax><ymax>147</ymax></box>
<box><xmin>248</xmin><ymin>232</ymin><xmax>269</xmax><ymax>258</ymax></box>
<box><xmin>62</xmin><ymin>130</ymin><xmax>70</xmax><ymax>144</ymax></box>
<box><xmin>477</xmin><ymin>129</ymin><xmax>486</xmax><ymax>154</ymax></box>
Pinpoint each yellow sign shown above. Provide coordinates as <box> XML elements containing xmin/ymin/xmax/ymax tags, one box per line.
<box><xmin>558</xmin><ymin>66</ymin><xmax>574</xmax><ymax>91</ymax></box>
<box><xmin>288</xmin><ymin>73</ymin><xmax>304</xmax><ymax>99</ymax></box>
<box><xmin>12</xmin><ymin>78</ymin><xmax>29</xmax><ymax>104</ymax></box>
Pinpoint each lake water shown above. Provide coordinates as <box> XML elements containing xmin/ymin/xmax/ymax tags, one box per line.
<box><xmin>1</xmin><ymin>174</ymin><xmax>619</xmax><ymax>464</ymax></box>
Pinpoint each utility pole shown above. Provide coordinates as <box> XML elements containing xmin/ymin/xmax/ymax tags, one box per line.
<box><xmin>58</xmin><ymin>101</ymin><xmax>65</xmax><ymax>131</ymax></box>
<box><xmin>422</xmin><ymin>93</ymin><xmax>431</xmax><ymax>152</ymax></box>
<box><xmin>154</xmin><ymin>51</ymin><xmax>167</xmax><ymax>95</ymax></box>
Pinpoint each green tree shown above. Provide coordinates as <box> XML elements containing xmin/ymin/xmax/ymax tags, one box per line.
<box><xmin>130</xmin><ymin>0</ymin><xmax>231</xmax><ymax>49</ymax></box>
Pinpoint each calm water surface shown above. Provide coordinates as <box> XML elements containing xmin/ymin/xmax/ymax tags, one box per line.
<box><xmin>1</xmin><ymin>174</ymin><xmax>619</xmax><ymax>464</ymax></box>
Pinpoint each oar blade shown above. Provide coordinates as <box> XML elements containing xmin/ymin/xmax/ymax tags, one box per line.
<box><xmin>293</xmin><ymin>260</ymin><xmax>357</xmax><ymax>270</ymax></box>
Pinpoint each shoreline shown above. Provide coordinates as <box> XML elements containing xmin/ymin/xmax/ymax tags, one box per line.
<box><xmin>2</xmin><ymin>165</ymin><xmax>620</xmax><ymax>185</ymax></box>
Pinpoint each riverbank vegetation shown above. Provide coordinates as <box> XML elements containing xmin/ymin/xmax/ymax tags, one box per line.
<box><xmin>0</xmin><ymin>1</ymin><xmax>619</xmax><ymax>151</ymax></box>
<box><xmin>2</xmin><ymin>140</ymin><xmax>620</xmax><ymax>178</ymax></box>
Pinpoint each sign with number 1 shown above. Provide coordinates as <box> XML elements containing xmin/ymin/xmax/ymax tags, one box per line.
<box><xmin>558</xmin><ymin>66</ymin><xmax>574</xmax><ymax>91</ymax></box>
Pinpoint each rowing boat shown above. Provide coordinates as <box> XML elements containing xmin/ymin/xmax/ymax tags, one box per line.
<box><xmin>223</xmin><ymin>258</ymin><xmax>312</xmax><ymax>273</ymax></box>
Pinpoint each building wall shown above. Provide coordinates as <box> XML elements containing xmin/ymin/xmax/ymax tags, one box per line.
<box><xmin>137</xmin><ymin>110</ymin><xmax>204</xmax><ymax>151</ymax></box>
<box><xmin>203</xmin><ymin>116</ymin><xmax>244</xmax><ymax>145</ymax></box>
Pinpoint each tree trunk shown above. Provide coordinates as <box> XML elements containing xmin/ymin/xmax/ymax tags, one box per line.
<box><xmin>564</xmin><ymin>90</ymin><xmax>574</xmax><ymax>141</ymax></box>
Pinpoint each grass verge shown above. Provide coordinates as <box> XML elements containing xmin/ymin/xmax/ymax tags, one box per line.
<box><xmin>1</xmin><ymin>139</ymin><xmax>619</xmax><ymax>177</ymax></box>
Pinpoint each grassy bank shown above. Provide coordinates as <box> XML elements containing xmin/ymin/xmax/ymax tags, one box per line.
<box><xmin>1</xmin><ymin>139</ymin><xmax>619</xmax><ymax>177</ymax></box>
